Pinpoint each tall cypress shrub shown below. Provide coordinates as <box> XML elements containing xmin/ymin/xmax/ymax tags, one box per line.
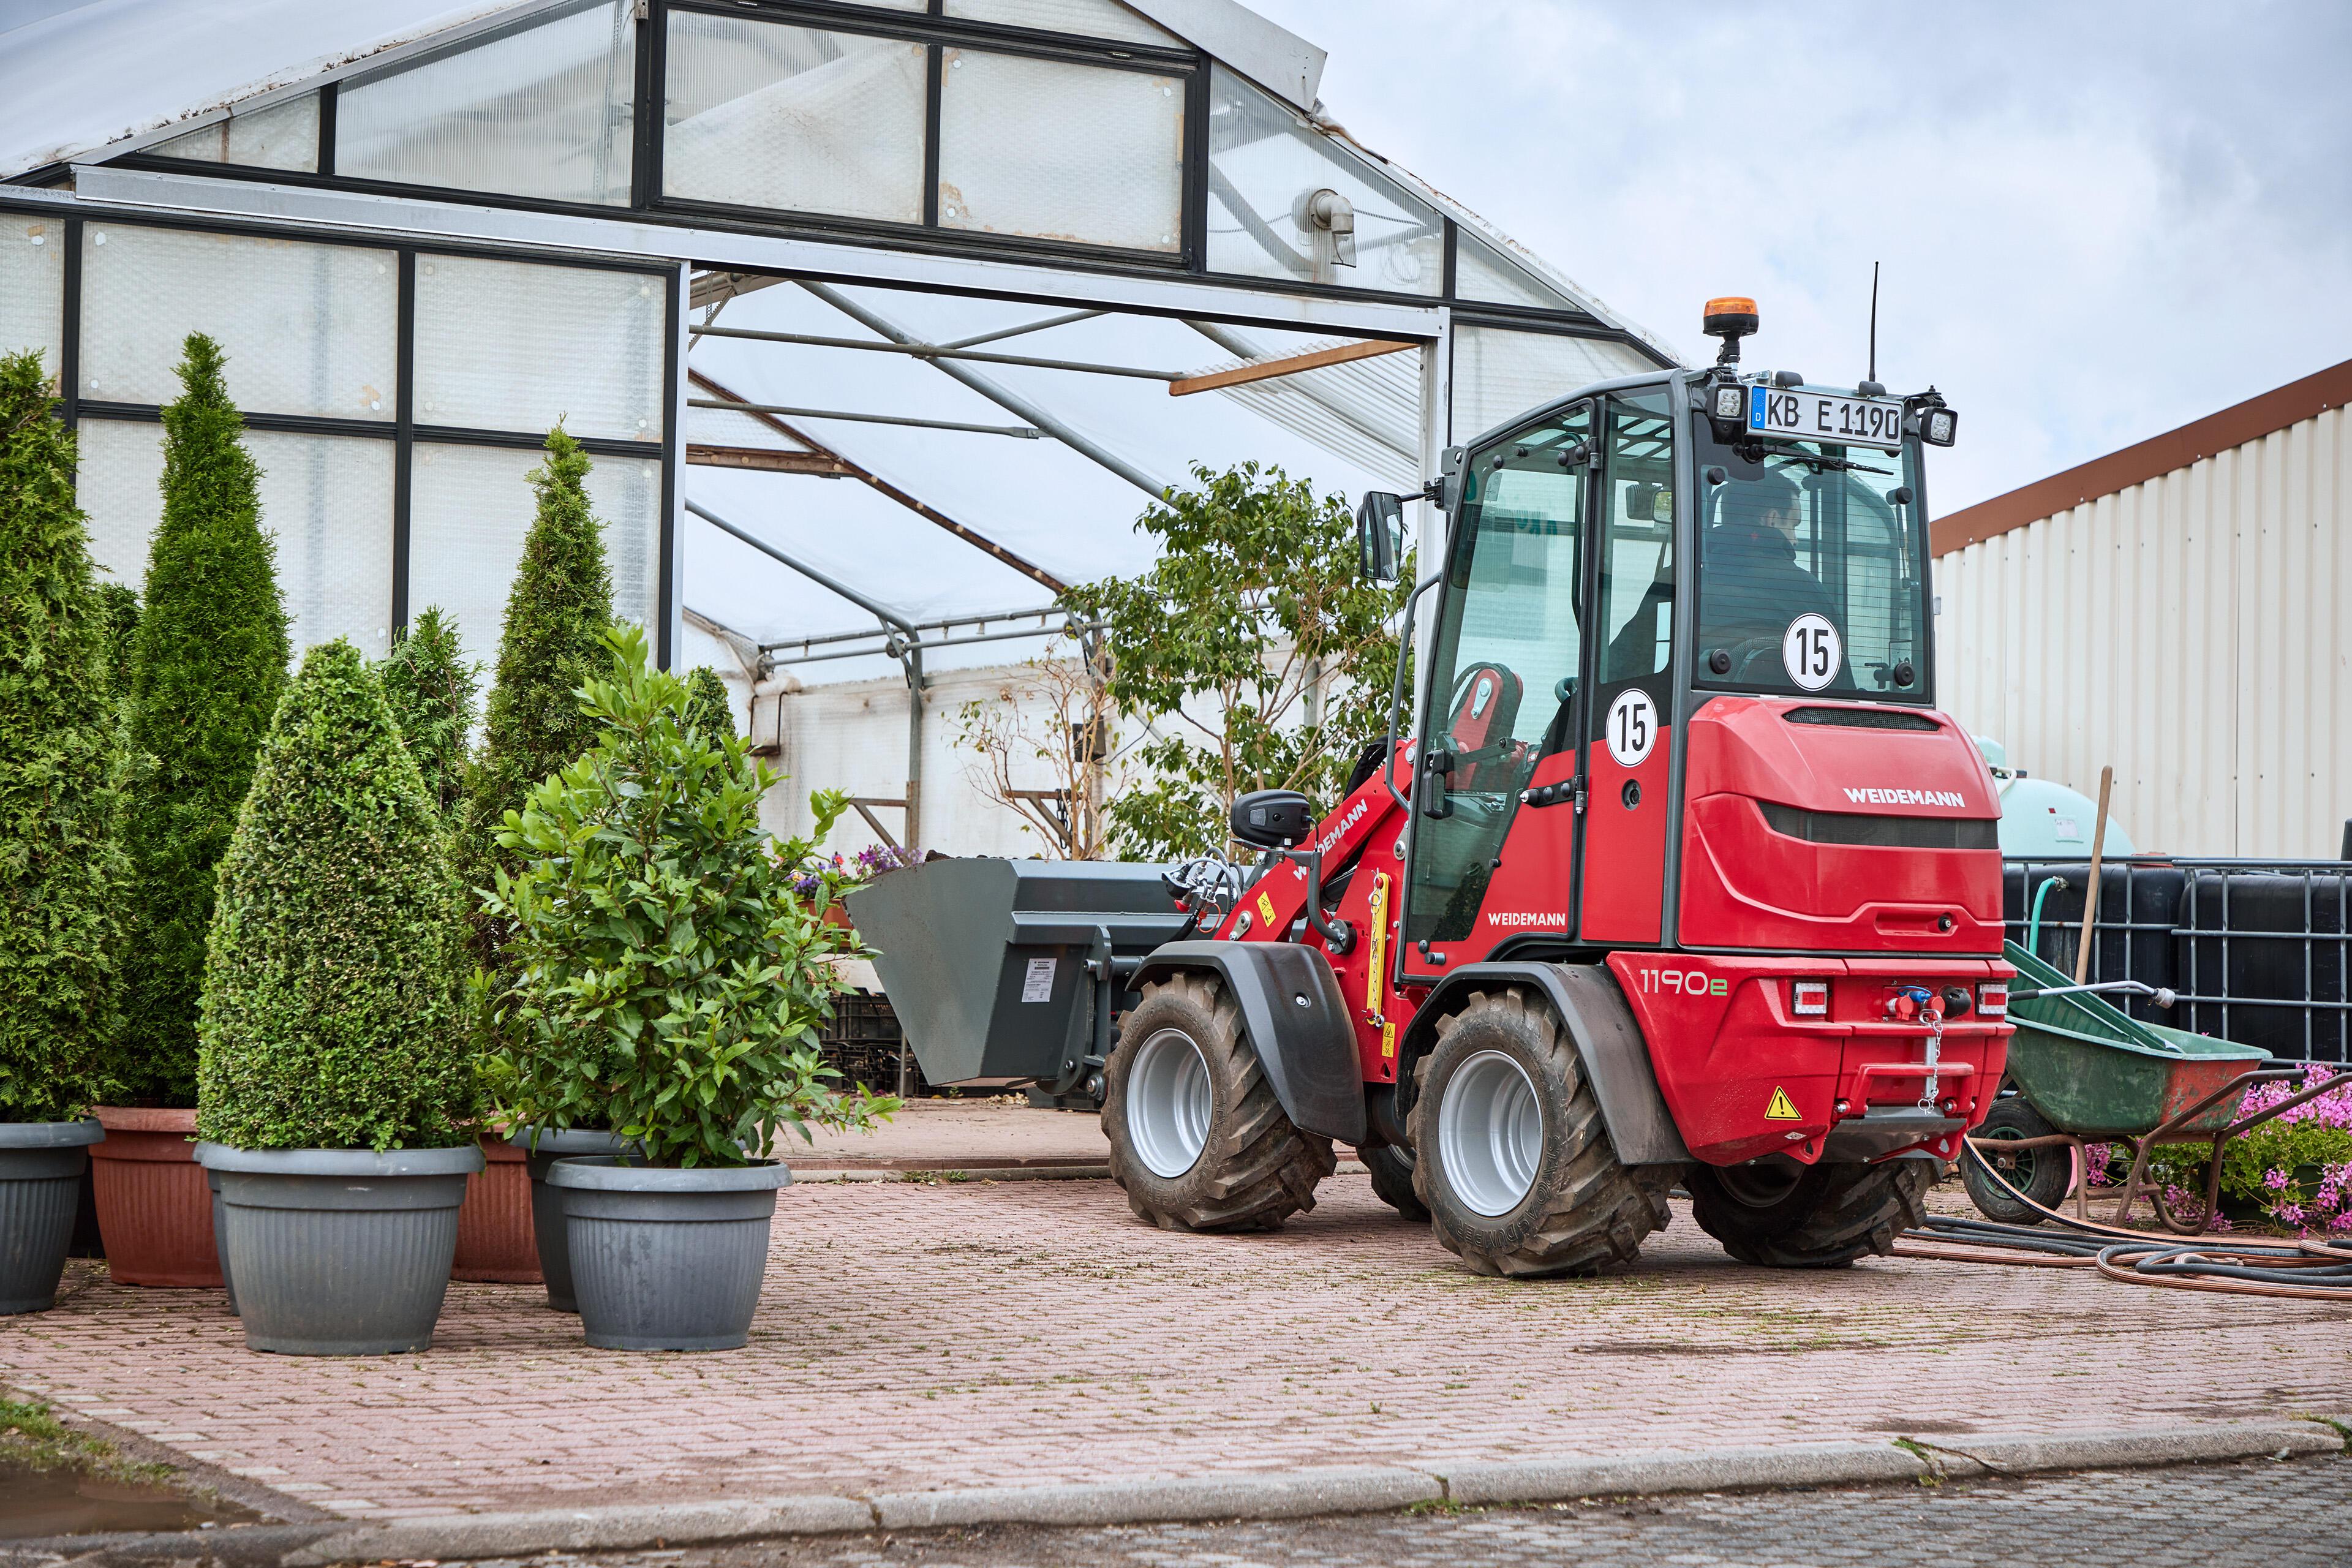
<box><xmin>380</xmin><ymin>604</ymin><xmax>478</xmax><ymax>831</ymax></box>
<box><xmin>0</xmin><ymin>352</ymin><xmax>125</xmax><ymax>1122</ymax></box>
<box><xmin>116</xmin><ymin>334</ymin><xmax>289</xmax><ymax>1107</ymax></box>
<box><xmin>96</xmin><ymin>582</ymin><xmax>139</xmax><ymax>701</ymax></box>
<box><xmin>682</xmin><ymin>665</ymin><xmax>733</xmax><ymax>740</ymax></box>
<box><xmin>196</xmin><ymin>640</ymin><xmax>472</xmax><ymax>1152</ymax></box>
<box><xmin>460</xmin><ymin>428</ymin><xmax>612</xmax><ymax>949</ymax></box>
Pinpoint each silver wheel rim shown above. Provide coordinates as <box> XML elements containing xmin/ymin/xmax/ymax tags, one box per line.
<box><xmin>1438</xmin><ymin>1049</ymin><xmax>1544</xmax><ymax>1216</ymax></box>
<box><xmin>1128</xmin><ymin>1028</ymin><xmax>1212</xmax><ymax>1179</ymax></box>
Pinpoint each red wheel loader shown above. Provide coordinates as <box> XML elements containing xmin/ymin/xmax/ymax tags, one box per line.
<box><xmin>850</xmin><ymin>298</ymin><xmax>2012</xmax><ymax>1278</ymax></box>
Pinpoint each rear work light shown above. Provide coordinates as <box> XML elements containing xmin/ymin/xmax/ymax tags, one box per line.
<box><xmin>1791</xmin><ymin>979</ymin><xmax>1830</xmax><ymax>1017</ymax></box>
<box><xmin>1977</xmin><ymin>981</ymin><xmax>2008</xmax><ymax>1019</ymax></box>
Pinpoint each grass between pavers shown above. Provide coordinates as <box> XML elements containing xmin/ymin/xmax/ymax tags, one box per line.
<box><xmin>0</xmin><ymin>1396</ymin><xmax>175</xmax><ymax>1485</ymax></box>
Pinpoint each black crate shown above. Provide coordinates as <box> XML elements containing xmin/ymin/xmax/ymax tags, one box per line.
<box><xmin>817</xmin><ymin>992</ymin><xmax>931</xmax><ymax>1097</ymax></box>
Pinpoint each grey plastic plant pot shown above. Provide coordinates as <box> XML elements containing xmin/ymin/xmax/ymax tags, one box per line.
<box><xmin>194</xmin><ymin>1143</ymin><xmax>484</xmax><ymax>1356</ymax></box>
<box><xmin>0</xmin><ymin>1120</ymin><xmax>104</xmax><ymax>1314</ymax></box>
<box><xmin>547</xmin><ymin>1157</ymin><xmax>790</xmax><ymax>1352</ymax></box>
<box><xmin>514</xmin><ymin>1128</ymin><xmax>637</xmax><ymax>1312</ymax></box>
<box><xmin>207</xmin><ymin>1167</ymin><xmax>236</xmax><ymax>1315</ymax></box>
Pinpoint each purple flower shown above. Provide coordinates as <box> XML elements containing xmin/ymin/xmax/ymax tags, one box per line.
<box><xmin>2274</xmin><ymin>1202</ymin><xmax>2306</xmax><ymax>1226</ymax></box>
<box><xmin>2263</xmin><ymin>1166</ymin><xmax>2292</xmax><ymax>1191</ymax></box>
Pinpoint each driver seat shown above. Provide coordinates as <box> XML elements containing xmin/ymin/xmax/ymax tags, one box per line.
<box><xmin>1447</xmin><ymin>662</ymin><xmax>1522</xmax><ymax>789</ymax></box>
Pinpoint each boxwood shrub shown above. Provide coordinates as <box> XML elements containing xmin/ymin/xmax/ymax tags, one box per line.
<box><xmin>195</xmin><ymin>639</ymin><xmax>473</xmax><ymax>1152</ymax></box>
<box><xmin>379</xmin><ymin>604</ymin><xmax>478</xmax><ymax>832</ymax></box>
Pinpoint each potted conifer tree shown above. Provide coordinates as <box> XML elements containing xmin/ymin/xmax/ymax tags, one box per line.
<box><xmin>377</xmin><ymin>607</ymin><xmax>530</xmax><ymax>1283</ymax></box>
<box><xmin>486</xmin><ymin>626</ymin><xmax>891</xmax><ymax>1351</ymax></box>
<box><xmin>0</xmin><ymin>351</ymin><xmax>121</xmax><ymax>1314</ymax></box>
<box><xmin>459</xmin><ymin>429</ymin><xmax>630</xmax><ymax>1311</ymax></box>
<box><xmin>194</xmin><ymin>640</ymin><xmax>481</xmax><ymax>1355</ymax></box>
<box><xmin>94</xmin><ymin>334</ymin><xmax>288</xmax><ymax>1291</ymax></box>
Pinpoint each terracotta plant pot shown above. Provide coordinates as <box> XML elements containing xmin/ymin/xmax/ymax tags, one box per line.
<box><xmin>451</xmin><ymin>1134</ymin><xmax>540</xmax><ymax>1283</ymax></box>
<box><xmin>88</xmin><ymin>1107</ymin><xmax>223</xmax><ymax>1288</ymax></box>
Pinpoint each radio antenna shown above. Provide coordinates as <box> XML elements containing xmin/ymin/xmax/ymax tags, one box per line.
<box><xmin>1867</xmin><ymin>261</ymin><xmax>1880</xmax><ymax>385</ymax></box>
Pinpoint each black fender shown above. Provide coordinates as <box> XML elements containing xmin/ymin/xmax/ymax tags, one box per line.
<box><xmin>1131</xmin><ymin>941</ymin><xmax>1366</xmax><ymax>1145</ymax></box>
<box><xmin>1395</xmin><ymin>962</ymin><xmax>1691</xmax><ymax>1166</ymax></box>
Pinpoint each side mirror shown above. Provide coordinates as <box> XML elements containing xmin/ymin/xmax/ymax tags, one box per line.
<box><xmin>1355</xmin><ymin>491</ymin><xmax>1403</xmax><ymax>584</ymax></box>
<box><xmin>1230</xmin><ymin>789</ymin><xmax>1314</xmax><ymax>850</ymax></box>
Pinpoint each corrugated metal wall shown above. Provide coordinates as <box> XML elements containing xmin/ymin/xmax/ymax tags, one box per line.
<box><xmin>1933</xmin><ymin>404</ymin><xmax>2349</xmax><ymax>857</ymax></box>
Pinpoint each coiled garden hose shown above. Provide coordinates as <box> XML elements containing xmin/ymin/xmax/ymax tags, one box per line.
<box><xmin>1893</xmin><ymin>1141</ymin><xmax>2352</xmax><ymax>1300</ymax></box>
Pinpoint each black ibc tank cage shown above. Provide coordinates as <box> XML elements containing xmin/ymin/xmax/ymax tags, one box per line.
<box><xmin>2004</xmin><ymin>857</ymin><xmax>2351</xmax><ymax>1065</ymax></box>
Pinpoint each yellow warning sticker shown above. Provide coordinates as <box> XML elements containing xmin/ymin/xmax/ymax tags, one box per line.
<box><xmin>1256</xmin><ymin>891</ymin><xmax>1278</xmax><ymax>925</ymax></box>
<box><xmin>1381</xmin><ymin>1021</ymin><xmax>1397</xmax><ymax>1060</ymax></box>
<box><xmin>1764</xmin><ymin>1086</ymin><xmax>1802</xmax><ymax>1121</ymax></box>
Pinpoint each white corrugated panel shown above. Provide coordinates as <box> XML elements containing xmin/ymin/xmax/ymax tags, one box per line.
<box><xmin>1934</xmin><ymin>404</ymin><xmax>2350</xmax><ymax>858</ymax></box>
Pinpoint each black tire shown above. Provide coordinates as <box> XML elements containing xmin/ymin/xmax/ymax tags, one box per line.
<box><xmin>1101</xmin><ymin>973</ymin><xmax>1336</xmax><ymax>1232</ymax></box>
<box><xmin>1408</xmin><ymin>984</ymin><xmax>1678</xmax><ymax>1278</ymax></box>
<box><xmin>1686</xmin><ymin>1157</ymin><xmax>1935</xmax><ymax>1268</ymax></box>
<box><xmin>1960</xmin><ymin>1098</ymin><xmax>2070</xmax><ymax>1224</ymax></box>
<box><xmin>1358</xmin><ymin>1144</ymin><xmax>1430</xmax><ymax>1221</ymax></box>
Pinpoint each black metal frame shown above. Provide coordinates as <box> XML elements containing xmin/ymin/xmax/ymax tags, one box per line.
<box><xmin>17</xmin><ymin>192</ymin><xmax>682</xmax><ymax>655</ymax></box>
<box><xmin>2005</xmin><ymin>854</ymin><xmax>2352</xmax><ymax>1065</ymax></box>
<box><xmin>58</xmin><ymin>0</ymin><xmax>1672</xmax><ymax>356</ymax></box>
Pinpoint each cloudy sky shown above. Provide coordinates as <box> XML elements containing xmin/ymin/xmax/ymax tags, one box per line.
<box><xmin>1252</xmin><ymin>0</ymin><xmax>2352</xmax><ymax>511</ymax></box>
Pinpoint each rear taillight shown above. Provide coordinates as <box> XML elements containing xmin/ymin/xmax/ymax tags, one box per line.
<box><xmin>1978</xmin><ymin>981</ymin><xmax>2008</xmax><ymax>1019</ymax></box>
<box><xmin>1792</xmin><ymin>979</ymin><xmax>1830</xmax><ymax>1017</ymax></box>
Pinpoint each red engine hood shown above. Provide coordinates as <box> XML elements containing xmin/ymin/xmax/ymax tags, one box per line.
<box><xmin>1679</xmin><ymin>695</ymin><xmax>2004</xmax><ymax>954</ymax></box>
<box><xmin>1684</xmin><ymin>696</ymin><xmax>1999</xmax><ymax>818</ymax></box>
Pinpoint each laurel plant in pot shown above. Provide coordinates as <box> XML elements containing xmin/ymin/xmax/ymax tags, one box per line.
<box><xmin>482</xmin><ymin>625</ymin><xmax>892</xmax><ymax>1351</ymax></box>
<box><xmin>194</xmin><ymin>639</ymin><xmax>482</xmax><ymax>1356</ymax></box>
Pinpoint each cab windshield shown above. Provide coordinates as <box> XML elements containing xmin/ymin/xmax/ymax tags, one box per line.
<box><xmin>1692</xmin><ymin>420</ymin><xmax>1928</xmax><ymax>701</ymax></box>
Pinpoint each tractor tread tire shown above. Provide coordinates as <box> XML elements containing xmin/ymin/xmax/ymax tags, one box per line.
<box><xmin>1102</xmin><ymin>973</ymin><xmax>1335</xmax><ymax>1233</ymax></box>
<box><xmin>1359</xmin><ymin>1144</ymin><xmax>1430</xmax><ymax>1221</ymax></box>
<box><xmin>1688</xmin><ymin>1158</ymin><xmax>1936</xmax><ymax>1268</ymax></box>
<box><xmin>1409</xmin><ymin>984</ymin><xmax>1678</xmax><ymax>1278</ymax></box>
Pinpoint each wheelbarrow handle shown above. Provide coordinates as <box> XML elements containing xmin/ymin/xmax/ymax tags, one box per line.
<box><xmin>2010</xmin><ymin>978</ymin><xmax>2176</xmax><ymax>1008</ymax></box>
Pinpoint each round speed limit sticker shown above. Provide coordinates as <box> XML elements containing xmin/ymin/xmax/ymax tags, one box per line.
<box><xmin>1781</xmin><ymin>613</ymin><xmax>1842</xmax><ymax>692</ymax></box>
<box><xmin>1604</xmin><ymin>688</ymin><xmax>1657</xmax><ymax>767</ymax></box>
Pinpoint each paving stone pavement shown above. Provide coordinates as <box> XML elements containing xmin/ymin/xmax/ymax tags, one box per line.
<box><xmin>4</xmin><ymin>1169</ymin><xmax>2348</xmax><ymax>1523</ymax></box>
<box><xmin>469</xmin><ymin>1457</ymin><xmax>2352</xmax><ymax>1568</ymax></box>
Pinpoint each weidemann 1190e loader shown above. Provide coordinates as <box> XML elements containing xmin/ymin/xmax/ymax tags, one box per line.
<box><xmin>850</xmin><ymin>298</ymin><xmax>2015</xmax><ymax>1278</ymax></box>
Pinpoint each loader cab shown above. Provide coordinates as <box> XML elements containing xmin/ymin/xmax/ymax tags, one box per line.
<box><xmin>1391</xmin><ymin>302</ymin><xmax>1959</xmax><ymax>980</ymax></box>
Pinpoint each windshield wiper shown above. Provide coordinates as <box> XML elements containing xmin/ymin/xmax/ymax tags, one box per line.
<box><xmin>1771</xmin><ymin>453</ymin><xmax>1891</xmax><ymax>475</ymax></box>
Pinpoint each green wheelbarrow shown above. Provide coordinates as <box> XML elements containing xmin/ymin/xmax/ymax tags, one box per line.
<box><xmin>1962</xmin><ymin>943</ymin><xmax>2348</xmax><ymax>1233</ymax></box>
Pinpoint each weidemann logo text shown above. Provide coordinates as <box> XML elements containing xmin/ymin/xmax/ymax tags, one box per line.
<box><xmin>1844</xmin><ymin>786</ymin><xmax>1968</xmax><ymax>807</ymax></box>
<box><xmin>1487</xmin><ymin>911</ymin><xmax>1568</xmax><ymax>927</ymax></box>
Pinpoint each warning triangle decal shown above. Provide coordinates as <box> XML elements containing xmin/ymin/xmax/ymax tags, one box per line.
<box><xmin>1764</xmin><ymin>1086</ymin><xmax>1801</xmax><ymax>1121</ymax></box>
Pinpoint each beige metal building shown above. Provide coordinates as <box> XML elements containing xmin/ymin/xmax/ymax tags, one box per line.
<box><xmin>1932</xmin><ymin>360</ymin><xmax>2351</xmax><ymax>858</ymax></box>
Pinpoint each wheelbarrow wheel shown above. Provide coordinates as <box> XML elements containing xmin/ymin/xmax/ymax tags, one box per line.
<box><xmin>1687</xmin><ymin>1157</ymin><xmax>1936</xmax><ymax>1268</ymax></box>
<box><xmin>1102</xmin><ymin>972</ymin><xmax>1336</xmax><ymax>1232</ymax></box>
<box><xmin>1959</xmin><ymin>1098</ymin><xmax>2071</xmax><ymax>1224</ymax></box>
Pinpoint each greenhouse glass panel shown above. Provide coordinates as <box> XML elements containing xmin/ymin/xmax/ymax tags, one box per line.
<box><xmin>937</xmin><ymin>49</ymin><xmax>1183</xmax><ymax>252</ymax></box>
<box><xmin>943</xmin><ymin>0</ymin><xmax>1180</xmax><ymax>47</ymax></box>
<box><xmin>412</xmin><ymin>255</ymin><xmax>666</xmax><ymax>442</ymax></box>
<box><xmin>1206</xmin><ymin>66</ymin><xmax>1442</xmax><ymax>295</ymax></box>
<box><xmin>78</xmin><ymin>224</ymin><xmax>397</xmax><ymax>420</ymax></box>
<box><xmin>0</xmin><ymin>215</ymin><xmax>62</xmax><ymax>372</ymax></box>
<box><xmin>74</xmin><ymin>420</ymin><xmax>395</xmax><ymax>655</ymax></box>
<box><xmin>1452</xmin><ymin>325</ymin><xmax>1655</xmax><ymax>440</ymax></box>
<box><xmin>1455</xmin><ymin>232</ymin><xmax>1575</xmax><ymax>312</ymax></box>
<box><xmin>147</xmin><ymin>94</ymin><xmax>320</xmax><ymax>172</ymax></box>
<box><xmin>337</xmin><ymin>0</ymin><xmax>635</xmax><ymax>206</ymax></box>
<box><xmin>408</xmin><ymin>442</ymin><xmax>662</xmax><ymax>664</ymax></box>
<box><xmin>664</xmin><ymin>16</ymin><xmax>925</xmax><ymax>224</ymax></box>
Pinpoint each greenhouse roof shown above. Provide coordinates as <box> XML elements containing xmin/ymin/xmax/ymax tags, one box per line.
<box><xmin>4</xmin><ymin>0</ymin><xmax>1679</xmax><ymax>679</ymax></box>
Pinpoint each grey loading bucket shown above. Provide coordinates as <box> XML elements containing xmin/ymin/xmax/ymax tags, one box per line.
<box><xmin>845</xmin><ymin>858</ymin><xmax>1189</xmax><ymax>1088</ymax></box>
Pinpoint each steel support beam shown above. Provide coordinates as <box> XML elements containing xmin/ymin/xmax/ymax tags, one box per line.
<box><xmin>690</xmin><ymin>371</ymin><xmax>1067</xmax><ymax>594</ymax></box>
<box><xmin>689</xmin><ymin>323</ymin><xmax>1181</xmax><ymax>382</ymax></box>
<box><xmin>799</xmin><ymin>280</ymin><xmax>1173</xmax><ymax>502</ymax></box>
<box><xmin>685</xmin><ymin>498</ymin><xmax>925</xmax><ymax>845</ymax></box>
<box><xmin>940</xmin><ymin>309</ymin><xmax>1107</xmax><ymax>350</ymax></box>
<box><xmin>687</xmin><ymin>396</ymin><xmax>1038</xmax><ymax>440</ymax></box>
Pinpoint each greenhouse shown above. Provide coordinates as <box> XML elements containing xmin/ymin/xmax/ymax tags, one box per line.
<box><xmin>1</xmin><ymin>0</ymin><xmax>1672</xmax><ymax>850</ymax></box>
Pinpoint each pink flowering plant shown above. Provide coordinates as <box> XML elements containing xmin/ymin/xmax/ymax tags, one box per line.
<box><xmin>2132</xmin><ymin>1065</ymin><xmax>2352</xmax><ymax>1235</ymax></box>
